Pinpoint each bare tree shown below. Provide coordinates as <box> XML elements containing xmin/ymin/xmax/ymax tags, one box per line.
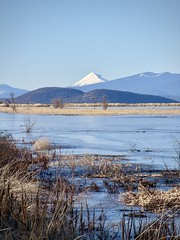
<box><xmin>52</xmin><ymin>98</ymin><xmax>64</xmax><ymax>109</ymax></box>
<box><xmin>92</xmin><ymin>95</ymin><xmax>97</xmax><ymax>109</ymax></box>
<box><xmin>10</xmin><ymin>92</ymin><xmax>16</xmax><ymax>111</ymax></box>
<box><xmin>24</xmin><ymin>116</ymin><xmax>36</xmax><ymax>133</ymax></box>
<box><xmin>102</xmin><ymin>95</ymin><xmax>108</xmax><ymax>110</ymax></box>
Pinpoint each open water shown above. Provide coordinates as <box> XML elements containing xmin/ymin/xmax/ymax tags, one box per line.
<box><xmin>0</xmin><ymin>112</ymin><xmax>179</xmax><ymax>169</ymax></box>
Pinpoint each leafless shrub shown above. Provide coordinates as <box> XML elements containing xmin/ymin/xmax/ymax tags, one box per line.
<box><xmin>102</xmin><ymin>95</ymin><xmax>108</xmax><ymax>110</ymax></box>
<box><xmin>52</xmin><ymin>98</ymin><xmax>64</xmax><ymax>108</ymax></box>
<box><xmin>9</xmin><ymin>92</ymin><xmax>16</xmax><ymax>111</ymax></box>
<box><xmin>92</xmin><ymin>95</ymin><xmax>97</xmax><ymax>109</ymax></box>
<box><xmin>24</xmin><ymin>115</ymin><xmax>36</xmax><ymax>133</ymax></box>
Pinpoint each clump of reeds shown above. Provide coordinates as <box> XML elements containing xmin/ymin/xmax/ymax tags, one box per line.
<box><xmin>123</xmin><ymin>183</ymin><xmax>180</xmax><ymax>211</ymax></box>
<box><xmin>33</xmin><ymin>137</ymin><xmax>51</xmax><ymax>150</ymax></box>
<box><xmin>0</xmin><ymin>132</ymin><xmax>32</xmax><ymax>168</ymax></box>
<box><xmin>121</xmin><ymin>208</ymin><xmax>180</xmax><ymax>240</ymax></box>
<box><xmin>0</xmin><ymin>133</ymin><xmax>77</xmax><ymax>239</ymax></box>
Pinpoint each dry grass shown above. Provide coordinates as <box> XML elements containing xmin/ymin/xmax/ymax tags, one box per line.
<box><xmin>0</xmin><ymin>133</ymin><xmax>127</xmax><ymax>239</ymax></box>
<box><xmin>1</xmin><ymin>133</ymin><xmax>180</xmax><ymax>239</ymax></box>
<box><xmin>123</xmin><ymin>183</ymin><xmax>180</xmax><ymax>211</ymax></box>
<box><xmin>0</xmin><ymin>103</ymin><xmax>180</xmax><ymax>115</ymax></box>
<box><xmin>33</xmin><ymin>138</ymin><xmax>51</xmax><ymax>150</ymax></box>
<box><xmin>0</xmin><ymin>133</ymin><xmax>76</xmax><ymax>239</ymax></box>
<box><xmin>130</xmin><ymin>209</ymin><xmax>180</xmax><ymax>240</ymax></box>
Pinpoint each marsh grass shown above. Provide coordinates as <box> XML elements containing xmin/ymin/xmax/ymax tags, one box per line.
<box><xmin>123</xmin><ymin>183</ymin><xmax>180</xmax><ymax>212</ymax></box>
<box><xmin>0</xmin><ymin>133</ymin><xmax>180</xmax><ymax>239</ymax></box>
<box><xmin>0</xmin><ymin>133</ymin><xmax>77</xmax><ymax>239</ymax></box>
<box><xmin>1</xmin><ymin>133</ymin><xmax>125</xmax><ymax>239</ymax></box>
<box><xmin>121</xmin><ymin>208</ymin><xmax>180</xmax><ymax>240</ymax></box>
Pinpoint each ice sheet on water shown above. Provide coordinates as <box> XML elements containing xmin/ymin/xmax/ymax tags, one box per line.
<box><xmin>0</xmin><ymin>113</ymin><xmax>179</xmax><ymax>169</ymax></box>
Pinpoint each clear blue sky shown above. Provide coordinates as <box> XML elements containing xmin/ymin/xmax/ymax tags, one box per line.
<box><xmin>0</xmin><ymin>0</ymin><xmax>180</xmax><ymax>90</ymax></box>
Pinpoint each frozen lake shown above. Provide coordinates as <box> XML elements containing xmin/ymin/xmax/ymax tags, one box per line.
<box><xmin>0</xmin><ymin>113</ymin><xmax>179</xmax><ymax>169</ymax></box>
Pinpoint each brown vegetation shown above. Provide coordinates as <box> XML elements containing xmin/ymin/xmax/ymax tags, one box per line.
<box><xmin>123</xmin><ymin>183</ymin><xmax>180</xmax><ymax>211</ymax></box>
<box><xmin>0</xmin><ymin>133</ymin><xmax>180</xmax><ymax>239</ymax></box>
<box><xmin>0</xmin><ymin>103</ymin><xmax>180</xmax><ymax>115</ymax></box>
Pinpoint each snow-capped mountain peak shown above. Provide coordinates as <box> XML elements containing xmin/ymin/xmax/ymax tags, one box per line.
<box><xmin>71</xmin><ymin>71</ymin><xmax>180</xmax><ymax>101</ymax></box>
<box><xmin>72</xmin><ymin>72</ymin><xmax>107</xmax><ymax>87</ymax></box>
<box><xmin>138</xmin><ymin>72</ymin><xmax>163</xmax><ymax>78</ymax></box>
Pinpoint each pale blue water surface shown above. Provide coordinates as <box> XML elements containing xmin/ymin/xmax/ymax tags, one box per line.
<box><xmin>0</xmin><ymin>113</ymin><xmax>179</xmax><ymax>169</ymax></box>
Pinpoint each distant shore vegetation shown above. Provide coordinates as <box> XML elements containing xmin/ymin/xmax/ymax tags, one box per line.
<box><xmin>0</xmin><ymin>102</ymin><xmax>180</xmax><ymax>116</ymax></box>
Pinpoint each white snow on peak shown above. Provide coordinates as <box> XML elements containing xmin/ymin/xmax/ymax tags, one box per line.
<box><xmin>72</xmin><ymin>72</ymin><xmax>107</xmax><ymax>87</ymax></box>
<box><xmin>139</xmin><ymin>72</ymin><xmax>163</xmax><ymax>78</ymax></box>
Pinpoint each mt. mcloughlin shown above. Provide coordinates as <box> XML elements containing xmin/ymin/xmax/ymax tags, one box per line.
<box><xmin>72</xmin><ymin>72</ymin><xmax>180</xmax><ymax>101</ymax></box>
<box><xmin>72</xmin><ymin>72</ymin><xmax>107</xmax><ymax>87</ymax></box>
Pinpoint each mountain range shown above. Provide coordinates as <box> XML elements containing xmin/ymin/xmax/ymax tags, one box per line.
<box><xmin>72</xmin><ymin>72</ymin><xmax>180</xmax><ymax>101</ymax></box>
<box><xmin>1</xmin><ymin>71</ymin><xmax>179</xmax><ymax>103</ymax></box>
<box><xmin>0</xmin><ymin>84</ymin><xmax>29</xmax><ymax>99</ymax></box>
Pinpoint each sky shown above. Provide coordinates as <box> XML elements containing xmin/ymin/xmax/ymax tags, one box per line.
<box><xmin>0</xmin><ymin>0</ymin><xmax>180</xmax><ymax>90</ymax></box>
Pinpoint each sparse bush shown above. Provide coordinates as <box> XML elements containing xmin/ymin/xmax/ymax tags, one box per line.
<box><xmin>52</xmin><ymin>98</ymin><xmax>64</xmax><ymax>109</ymax></box>
<box><xmin>10</xmin><ymin>92</ymin><xmax>16</xmax><ymax>111</ymax></box>
<box><xmin>102</xmin><ymin>95</ymin><xmax>108</xmax><ymax>110</ymax></box>
<box><xmin>92</xmin><ymin>95</ymin><xmax>97</xmax><ymax>109</ymax></box>
<box><xmin>24</xmin><ymin>115</ymin><xmax>36</xmax><ymax>133</ymax></box>
<box><xmin>33</xmin><ymin>138</ymin><xmax>51</xmax><ymax>150</ymax></box>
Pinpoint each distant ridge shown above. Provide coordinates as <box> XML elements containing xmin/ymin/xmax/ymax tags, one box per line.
<box><xmin>0</xmin><ymin>83</ymin><xmax>29</xmax><ymax>98</ymax></box>
<box><xmin>15</xmin><ymin>87</ymin><xmax>84</xmax><ymax>104</ymax></box>
<box><xmin>73</xmin><ymin>89</ymin><xmax>177</xmax><ymax>104</ymax></box>
<box><xmin>15</xmin><ymin>87</ymin><xmax>177</xmax><ymax>104</ymax></box>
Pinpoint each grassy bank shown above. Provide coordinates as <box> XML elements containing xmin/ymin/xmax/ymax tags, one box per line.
<box><xmin>0</xmin><ymin>103</ymin><xmax>180</xmax><ymax>115</ymax></box>
<box><xmin>0</xmin><ymin>133</ymin><xmax>180</xmax><ymax>239</ymax></box>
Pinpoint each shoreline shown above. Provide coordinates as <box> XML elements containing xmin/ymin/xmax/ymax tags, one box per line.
<box><xmin>0</xmin><ymin>105</ymin><xmax>180</xmax><ymax>115</ymax></box>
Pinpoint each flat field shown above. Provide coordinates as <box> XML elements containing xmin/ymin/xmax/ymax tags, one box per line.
<box><xmin>0</xmin><ymin>103</ymin><xmax>180</xmax><ymax>115</ymax></box>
